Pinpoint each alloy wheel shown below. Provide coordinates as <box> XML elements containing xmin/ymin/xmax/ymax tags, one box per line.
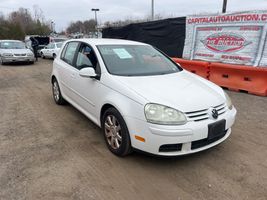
<box><xmin>53</xmin><ymin>81</ymin><xmax>60</xmax><ymax>102</ymax></box>
<box><xmin>104</xmin><ymin>115</ymin><xmax>122</xmax><ymax>150</ymax></box>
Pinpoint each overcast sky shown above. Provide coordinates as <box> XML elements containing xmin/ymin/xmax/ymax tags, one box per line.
<box><xmin>0</xmin><ymin>0</ymin><xmax>267</xmax><ymax>31</ymax></box>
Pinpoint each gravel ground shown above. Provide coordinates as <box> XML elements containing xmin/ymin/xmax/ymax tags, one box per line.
<box><xmin>0</xmin><ymin>59</ymin><xmax>266</xmax><ymax>200</ymax></box>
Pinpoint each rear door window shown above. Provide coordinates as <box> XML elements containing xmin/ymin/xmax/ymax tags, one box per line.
<box><xmin>61</xmin><ymin>42</ymin><xmax>79</xmax><ymax>66</ymax></box>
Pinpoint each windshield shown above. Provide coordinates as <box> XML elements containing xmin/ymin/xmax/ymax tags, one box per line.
<box><xmin>97</xmin><ymin>45</ymin><xmax>181</xmax><ymax>76</ymax></box>
<box><xmin>53</xmin><ymin>38</ymin><xmax>66</xmax><ymax>43</ymax></box>
<box><xmin>0</xmin><ymin>41</ymin><xmax>26</xmax><ymax>49</ymax></box>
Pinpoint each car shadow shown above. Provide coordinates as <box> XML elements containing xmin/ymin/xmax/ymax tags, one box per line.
<box><xmin>2</xmin><ymin>62</ymin><xmax>34</xmax><ymax>66</ymax></box>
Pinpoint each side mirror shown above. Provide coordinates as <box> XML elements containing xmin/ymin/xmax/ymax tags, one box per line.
<box><xmin>79</xmin><ymin>67</ymin><xmax>98</xmax><ymax>78</ymax></box>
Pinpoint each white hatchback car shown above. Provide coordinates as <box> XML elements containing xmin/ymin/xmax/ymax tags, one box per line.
<box><xmin>40</xmin><ymin>42</ymin><xmax>63</xmax><ymax>59</ymax></box>
<box><xmin>51</xmin><ymin>39</ymin><xmax>237</xmax><ymax>157</ymax></box>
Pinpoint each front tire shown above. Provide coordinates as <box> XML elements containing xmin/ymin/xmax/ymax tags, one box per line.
<box><xmin>52</xmin><ymin>78</ymin><xmax>66</xmax><ymax>105</ymax></box>
<box><xmin>0</xmin><ymin>57</ymin><xmax>5</xmax><ymax>65</ymax></box>
<box><xmin>102</xmin><ymin>108</ymin><xmax>132</xmax><ymax>156</ymax></box>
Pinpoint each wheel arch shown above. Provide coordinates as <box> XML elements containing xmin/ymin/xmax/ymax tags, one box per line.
<box><xmin>51</xmin><ymin>75</ymin><xmax>57</xmax><ymax>84</ymax></box>
<box><xmin>100</xmin><ymin>103</ymin><xmax>118</xmax><ymax>126</ymax></box>
<box><xmin>99</xmin><ymin>97</ymin><xmax>145</xmax><ymax>128</ymax></box>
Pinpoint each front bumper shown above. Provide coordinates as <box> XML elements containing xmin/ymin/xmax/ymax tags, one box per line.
<box><xmin>2</xmin><ymin>56</ymin><xmax>35</xmax><ymax>63</ymax></box>
<box><xmin>125</xmin><ymin>107</ymin><xmax>237</xmax><ymax>156</ymax></box>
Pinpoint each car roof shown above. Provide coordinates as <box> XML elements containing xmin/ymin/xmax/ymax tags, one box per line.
<box><xmin>66</xmin><ymin>38</ymin><xmax>148</xmax><ymax>46</ymax></box>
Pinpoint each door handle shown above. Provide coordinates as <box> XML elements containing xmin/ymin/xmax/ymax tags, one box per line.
<box><xmin>71</xmin><ymin>74</ymin><xmax>75</xmax><ymax>78</ymax></box>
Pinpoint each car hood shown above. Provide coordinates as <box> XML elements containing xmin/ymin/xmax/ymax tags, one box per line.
<box><xmin>113</xmin><ymin>71</ymin><xmax>226</xmax><ymax>112</ymax></box>
<box><xmin>0</xmin><ymin>49</ymin><xmax>32</xmax><ymax>54</ymax></box>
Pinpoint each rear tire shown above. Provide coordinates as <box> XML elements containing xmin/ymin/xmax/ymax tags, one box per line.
<box><xmin>102</xmin><ymin>107</ymin><xmax>132</xmax><ymax>156</ymax></box>
<box><xmin>41</xmin><ymin>52</ymin><xmax>45</xmax><ymax>59</ymax></box>
<box><xmin>52</xmin><ymin>78</ymin><xmax>67</xmax><ymax>105</ymax></box>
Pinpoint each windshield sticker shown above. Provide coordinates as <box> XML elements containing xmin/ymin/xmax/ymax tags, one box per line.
<box><xmin>113</xmin><ymin>48</ymin><xmax>133</xmax><ymax>59</ymax></box>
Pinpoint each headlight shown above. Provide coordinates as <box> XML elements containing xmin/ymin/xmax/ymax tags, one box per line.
<box><xmin>224</xmin><ymin>91</ymin><xmax>233</xmax><ymax>110</ymax></box>
<box><xmin>145</xmin><ymin>103</ymin><xmax>187</xmax><ymax>125</ymax></box>
<box><xmin>2</xmin><ymin>53</ymin><xmax>13</xmax><ymax>57</ymax></box>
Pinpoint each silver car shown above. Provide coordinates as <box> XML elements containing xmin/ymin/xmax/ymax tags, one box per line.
<box><xmin>0</xmin><ymin>40</ymin><xmax>35</xmax><ymax>65</ymax></box>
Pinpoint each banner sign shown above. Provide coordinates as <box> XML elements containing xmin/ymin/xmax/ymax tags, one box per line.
<box><xmin>183</xmin><ymin>11</ymin><xmax>267</xmax><ymax>67</ymax></box>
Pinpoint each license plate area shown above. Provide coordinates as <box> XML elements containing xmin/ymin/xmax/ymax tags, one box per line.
<box><xmin>208</xmin><ymin>120</ymin><xmax>226</xmax><ymax>140</ymax></box>
<box><xmin>17</xmin><ymin>58</ymin><xmax>27</xmax><ymax>61</ymax></box>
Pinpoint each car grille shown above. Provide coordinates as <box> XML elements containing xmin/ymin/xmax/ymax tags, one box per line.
<box><xmin>185</xmin><ymin>103</ymin><xmax>227</xmax><ymax>122</ymax></box>
<box><xmin>191</xmin><ymin>130</ymin><xmax>228</xmax><ymax>150</ymax></box>
<box><xmin>158</xmin><ymin>130</ymin><xmax>228</xmax><ymax>153</ymax></box>
<box><xmin>14</xmin><ymin>54</ymin><xmax>26</xmax><ymax>56</ymax></box>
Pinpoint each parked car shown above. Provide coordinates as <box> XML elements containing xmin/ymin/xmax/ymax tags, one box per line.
<box><xmin>50</xmin><ymin>38</ymin><xmax>68</xmax><ymax>43</ymax></box>
<box><xmin>40</xmin><ymin>42</ymin><xmax>63</xmax><ymax>59</ymax></box>
<box><xmin>0</xmin><ymin>40</ymin><xmax>35</xmax><ymax>65</ymax></box>
<box><xmin>25</xmin><ymin>35</ymin><xmax>50</xmax><ymax>56</ymax></box>
<box><xmin>51</xmin><ymin>39</ymin><xmax>237</xmax><ymax>157</ymax></box>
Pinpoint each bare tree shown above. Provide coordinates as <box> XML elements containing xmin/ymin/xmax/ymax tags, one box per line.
<box><xmin>33</xmin><ymin>5</ymin><xmax>45</xmax><ymax>23</ymax></box>
<box><xmin>83</xmin><ymin>19</ymin><xmax>96</xmax><ymax>33</ymax></box>
<box><xmin>0</xmin><ymin>12</ymin><xmax>4</xmax><ymax>22</ymax></box>
<box><xmin>104</xmin><ymin>14</ymin><xmax>165</xmax><ymax>28</ymax></box>
<box><xmin>9</xmin><ymin>8</ymin><xmax>33</xmax><ymax>33</ymax></box>
<box><xmin>66</xmin><ymin>19</ymin><xmax>96</xmax><ymax>34</ymax></box>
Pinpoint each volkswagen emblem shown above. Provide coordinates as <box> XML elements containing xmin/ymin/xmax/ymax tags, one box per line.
<box><xmin>211</xmin><ymin>109</ymin><xmax>218</xmax><ymax>119</ymax></box>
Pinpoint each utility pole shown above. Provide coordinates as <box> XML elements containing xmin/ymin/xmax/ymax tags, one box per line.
<box><xmin>91</xmin><ymin>8</ymin><xmax>100</xmax><ymax>38</ymax></box>
<box><xmin>222</xmin><ymin>0</ymin><xmax>227</xmax><ymax>13</ymax></box>
<box><xmin>151</xmin><ymin>0</ymin><xmax>154</xmax><ymax>20</ymax></box>
<box><xmin>51</xmin><ymin>21</ymin><xmax>54</xmax><ymax>33</ymax></box>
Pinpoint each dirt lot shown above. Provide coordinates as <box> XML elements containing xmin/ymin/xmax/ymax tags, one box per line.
<box><xmin>0</xmin><ymin>59</ymin><xmax>266</xmax><ymax>200</ymax></box>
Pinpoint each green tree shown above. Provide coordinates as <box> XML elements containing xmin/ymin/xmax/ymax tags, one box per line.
<box><xmin>0</xmin><ymin>7</ymin><xmax>52</xmax><ymax>40</ymax></box>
